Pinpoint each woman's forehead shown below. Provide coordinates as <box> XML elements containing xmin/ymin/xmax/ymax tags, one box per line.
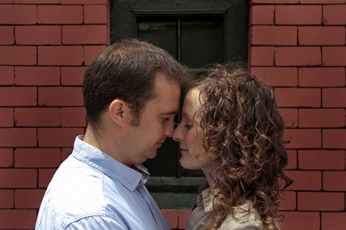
<box><xmin>183</xmin><ymin>88</ymin><xmax>203</xmax><ymax>119</ymax></box>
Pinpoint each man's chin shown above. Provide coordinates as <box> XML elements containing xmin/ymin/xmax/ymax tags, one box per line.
<box><xmin>146</xmin><ymin>149</ymin><xmax>158</xmax><ymax>160</ymax></box>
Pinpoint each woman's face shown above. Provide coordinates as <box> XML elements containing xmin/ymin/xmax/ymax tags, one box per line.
<box><xmin>172</xmin><ymin>88</ymin><xmax>213</xmax><ymax>170</ymax></box>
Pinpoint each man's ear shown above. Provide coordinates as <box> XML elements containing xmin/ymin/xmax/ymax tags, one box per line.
<box><xmin>108</xmin><ymin>99</ymin><xmax>131</xmax><ymax>127</ymax></box>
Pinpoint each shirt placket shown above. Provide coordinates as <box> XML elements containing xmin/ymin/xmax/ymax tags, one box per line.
<box><xmin>137</xmin><ymin>183</ymin><xmax>164</xmax><ymax>230</ymax></box>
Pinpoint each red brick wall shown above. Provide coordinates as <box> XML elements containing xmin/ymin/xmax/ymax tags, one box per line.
<box><xmin>0</xmin><ymin>0</ymin><xmax>108</xmax><ymax>229</ymax></box>
<box><xmin>0</xmin><ymin>0</ymin><xmax>345</xmax><ymax>229</ymax></box>
<box><xmin>249</xmin><ymin>0</ymin><xmax>346</xmax><ymax>229</ymax></box>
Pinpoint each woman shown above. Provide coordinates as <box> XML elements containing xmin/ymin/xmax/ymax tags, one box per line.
<box><xmin>173</xmin><ymin>64</ymin><xmax>293</xmax><ymax>230</ymax></box>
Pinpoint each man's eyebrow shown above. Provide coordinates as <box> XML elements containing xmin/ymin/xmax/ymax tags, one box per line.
<box><xmin>160</xmin><ymin>111</ymin><xmax>178</xmax><ymax>116</ymax></box>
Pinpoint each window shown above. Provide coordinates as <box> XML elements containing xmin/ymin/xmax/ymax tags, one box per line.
<box><xmin>111</xmin><ymin>0</ymin><xmax>248</xmax><ymax>209</ymax></box>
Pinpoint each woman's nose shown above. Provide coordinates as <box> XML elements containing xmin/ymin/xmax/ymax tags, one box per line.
<box><xmin>172</xmin><ymin>123</ymin><xmax>183</xmax><ymax>142</ymax></box>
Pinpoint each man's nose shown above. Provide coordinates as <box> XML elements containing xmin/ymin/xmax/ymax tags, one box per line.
<box><xmin>164</xmin><ymin>120</ymin><xmax>175</xmax><ymax>137</ymax></box>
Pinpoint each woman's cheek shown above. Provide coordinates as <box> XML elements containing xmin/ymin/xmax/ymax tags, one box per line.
<box><xmin>185</xmin><ymin>129</ymin><xmax>198</xmax><ymax>146</ymax></box>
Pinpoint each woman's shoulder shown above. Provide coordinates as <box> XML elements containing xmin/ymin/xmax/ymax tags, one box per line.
<box><xmin>220</xmin><ymin>200</ymin><xmax>262</xmax><ymax>230</ymax></box>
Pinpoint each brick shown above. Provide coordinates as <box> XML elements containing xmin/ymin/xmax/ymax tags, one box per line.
<box><xmin>299</xmin><ymin>67</ymin><xmax>345</xmax><ymax>87</ymax></box>
<box><xmin>276</xmin><ymin>5</ymin><xmax>322</xmax><ymax>25</ymax></box>
<box><xmin>15</xmin><ymin>189</ymin><xmax>46</xmax><ymax>208</ymax></box>
<box><xmin>323</xmin><ymin>88</ymin><xmax>346</xmax><ymax>107</ymax></box>
<box><xmin>280</xmin><ymin>211</ymin><xmax>320</xmax><ymax>230</ymax></box>
<box><xmin>0</xmin><ymin>46</ymin><xmax>36</xmax><ymax>65</ymax></box>
<box><xmin>60</xmin><ymin>0</ymin><xmax>108</xmax><ymax>4</ymax></box>
<box><xmin>0</xmin><ymin>148</ymin><xmax>13</xmax><ymax>168</ymax></box>
<box><xmin>38</xmin><ymin>46</ymin><xmax>83</xmax><ymax>66</ymax></box>
<box><xmin>62</xmin><ymin>25</ymin><xmax>107</xmax><ymax>45</ymax></box>
<box><xmin>286</xmin><ymin>150</ymin><xmax>297</xmax><ymax>169</ymax></box>
<box><xmin>0</xmin><ymin>108</ymin><xmax>13</xmax><ymax>127</ymax></box>
<box><xmin>248</xmin><ymin>47</ymin><xmax>274</xmax><ymax>66</ymax></box>
<box><xmin>278</xmin><ymin>108</ymin><xmax>298</xmax><ymax>128</ymax></box>
<box><xmin>275</xmin><ymin>88</ymin><xmax>320</xmax><ymax>108</ymax></box>
<box><xmin>84</xmin><ymin>45</ymin><xmax>107</xmax><ymax>65</ymax></box>
<box><xmin>15</xmin><ymin>148</ymin><xmax>61</xmax><ymax>168</ymax></box>
<box><xmin>323</xmin><ymin>5</ymin><xmax>346</xmax><ymax>25</ymax></box>
<box><xmin>61</xmin><ymin>147</ymin><xmax>72</xmax><ymax>162</ymax></box>
<box><xmin>0</xmin><ymin>169</ymin><xmax>36</xmax><ymax>188</ymax></box>
<box><xmin>275</xmin><ymin>47</ymin><xmax>321</xmax><ymax>66</ymax></box>
<box><xmin>323</xmin><ymin>47</ymin><xmax>346</xmax><ymax>66</ymax></box>
<box><xmin>161</xmin><ymin>209</ymin><xmax>178</xmax><ymax>229</ymax></box>
<box><xmin>324</xmin><ymin>171</ymin><xmax>346</xmax><ymax>191</ymax></box>
<box><xmin>0</xmin><ymin>210</ymin><xmax>36</xmax><ymax>229</ymax></box>
<box><xmin>251</xmin><ymin>67</ymin><xmax>297</xmax><ymax>87</ymax></box>
<box><xmin>299</xmin><ymin>26</ymin><xmax>345</xmax><ymax>46</ymax></box>
<box><xmin>0</xmin><ymin>0</ymin><xmax>13</xmax><ymax>3</ymax></box>
<box><xmin>61</xmin><ymin>67</ymin><xmax>87</xmax><ymax>86</ymax></box>
<box><xmin>323</xmin><ymin>129</ymin><xmax>346</xmax><ymax>149</ymax></box>
<box><xmin>15</xmin><ymin>0</ymin><xmax>59</xmax><ymax>3</ymax></box>
<box><xmin>0</xmin><ymin>87</ymin><xmax>37</xmax><ymax>106</ymax></box>
<box><xmin>302</xmin><ymin>0</ymin><xmax>346</xmax><ymax>3</ymax></box>
<box><xmin>0</xmin><ymin>128</ymin><xmax>37</xmax><ymax>147</ymax></box>
<box><xmin>251</xmin><ymin>0</ymin><xmax>299</xmax><ymax>3</ymax></box>
<box><xmin>322</xmin><ymin>212</ymin><xmax>346</xmax><ymax>230</ymax></box>
<box><xmin>39</xmin><ymin>168</ymin><xmax>56</xmax><ymax>188</ymax></box>
<box><xmin>250</xmin><ymin>26</ymin><xmax>297</xmax><ymax>46</ymax></box>
<box><xmin>0</xmin><ymin>190</ymin><xmax>13</xmax><ymax>208</ymax></box>
<box><xmin>284</xmin><ymin>129</ymin><xmax>321</xmax><ymax>149</ymax></box>
<box><xmin>38</xmin><ymin>5</ymin><xmax>83</xmax><ymax>24</ymax></box>
<box><xmin>16</xmin><ymin>26</ymin><xmax>61</xmax><ymax>45</ymax></box>
<box><xmin>0</xmin><ymin>26</ymin><xmax>14</xmax><ymax>45</ymax></box>
<box><xmin>38</xmin><ymin>87</ymin><xmax>83</xmax><ymax>106</ymax></box>
<box><xmin>38</xmin><ymin>128</ymin><xmax>84</xmax><ymax>147</ymax></box>
<box><xmin>285</xmin><ymin>171</ymin><xmax>321</xmax><ymax>191</ymax></box>
<box><xmin>299</xmin><ymin>109</ymin><xmax>344</xmax><ymax>128</ymax></box>
<box><xmin>15</xmin><ymin>108</ymin><xmax>60</xmax><ymax>127</ymax></box>
<box><xmin>280</xmin><ymin>191</ymin><xmax>296</xmax><ymax>211</ymax></box>
<box><xmin>61</xmin><ymin>107</ymin><xmax>86</xmax><ymax>127</ymax></box>
<box><xmin>299</xmin><ymin>150</ymin><xmax>345</xmax><ymax>170</ymax></box>
<box><xmin>84</xmin><ymin>5</ymin><xmax>108</xmax><ymax>24</ymax></box>
<box><xmin>298</xmin><ymin>192</ymin><xmax>344</xmax><ymax>211</ymax></box>
<box><xmin>0</xmin><ymin>66</ymin><xmax>14</xmax><ymax>85</ymax></box>
<box><xmin>0</xmin><ymin>5</ymin><xmax>36</xmax><ymax>24</ymax></box>
<box><xmin>249</xmin><ymin>5</ymin><xmax>274</xmax><ymax>25</ymax></box>
<box><xmin>178</xmin><ymin>210</ymin><xmax>191</xmax><ymax>229</ymax></box>
<box><xmin>15</xmin><ymin>66</ymin><xmax>60</xmax><ymax>86</ymax></box>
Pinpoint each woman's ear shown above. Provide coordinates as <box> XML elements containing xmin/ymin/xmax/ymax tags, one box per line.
<box><xmin>108</xmin><ymin>99</ymin><xmax>131</xmax><ymax>127</ymax></box>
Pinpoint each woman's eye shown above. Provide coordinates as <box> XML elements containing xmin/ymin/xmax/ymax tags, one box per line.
<box><xmin>184</xmin><ymin>124</ymin><xmax>193</xmax><ymax>129</ymax></box>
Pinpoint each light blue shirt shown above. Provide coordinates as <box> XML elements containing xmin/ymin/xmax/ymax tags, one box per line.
<box><xmin>35</xmin><ymin>136</ymin><xmax>170</xmax><ymax>230</ymax></box>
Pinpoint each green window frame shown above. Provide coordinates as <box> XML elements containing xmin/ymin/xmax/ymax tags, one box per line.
<box><xmin>110</xmin><ymin>0</ymin><xmax>248</xmax><ymax>209</ymax></box>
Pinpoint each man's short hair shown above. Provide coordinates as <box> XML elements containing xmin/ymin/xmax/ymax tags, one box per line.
<box><xmin>83</xmin><ymin>39</ymin><xmax>187</xmax><ymax>130</ymax></box>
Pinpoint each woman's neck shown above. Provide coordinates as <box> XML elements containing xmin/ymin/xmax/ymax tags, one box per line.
<box><xmin>202</xmin><ymin>167</ymin><xmax>217</xmax><ymax>187</ymax></box>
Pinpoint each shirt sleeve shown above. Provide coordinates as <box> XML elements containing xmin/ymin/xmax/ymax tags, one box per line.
<box><xmin>65</xmin><ymin>215</ymin><xmax>127</xmax><ymax>230</ymax></box>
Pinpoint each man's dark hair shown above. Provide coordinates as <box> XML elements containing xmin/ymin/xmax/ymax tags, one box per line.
<box><xmin>83</xmin><ymin>39</ymin><xmax>187</xmax><ymax>130</ymax></box>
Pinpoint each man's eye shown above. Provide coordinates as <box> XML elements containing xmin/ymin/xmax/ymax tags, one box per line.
<box><xmin>164</xmin><ymin>117</ymin><xmax>170</xmax><ymax>121</ymax></box>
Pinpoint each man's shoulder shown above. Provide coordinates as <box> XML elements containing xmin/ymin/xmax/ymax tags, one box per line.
<box><xmin>36</xmin><ymin>156</ymin><xmax>132</xmax><ymax>229</ymax></box>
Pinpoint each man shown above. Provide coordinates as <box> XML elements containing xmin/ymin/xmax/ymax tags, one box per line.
<box><xmin>35</xmin><ymin>39</ymin><xmax>188</xmax><ymax>230</ymax></box>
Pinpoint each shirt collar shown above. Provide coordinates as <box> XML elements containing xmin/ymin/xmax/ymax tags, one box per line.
<box><xmin>197</xmin><ymin>182</ymin><xmax>248</xmax><ymax>213</ymax></box>
<box><xmin>72</xmin><ymin>135</ymin><xmax>150</xmax><ymax>192</ymax></box>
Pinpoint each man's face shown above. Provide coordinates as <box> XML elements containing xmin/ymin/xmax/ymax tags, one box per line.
<box><xmin>121</xmin><ymin>73</ymin><xmax>180</xmax><ymax>166</ymax></box>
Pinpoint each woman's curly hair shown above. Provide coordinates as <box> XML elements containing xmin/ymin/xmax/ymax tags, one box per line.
<box><xmin>193</xmin><ymin>63</ymin><xmax>293</xmax><ymax>230</ymax></box>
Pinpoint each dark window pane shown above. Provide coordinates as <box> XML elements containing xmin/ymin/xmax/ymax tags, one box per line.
<box><xmin>142</xmin><ymin>138</ymin><xmax>178</xmax><ymax>177</ymax></box>
<box><xmin>137</xmin><ymin>17</ymin><xmax>177</xmax><ymax>59</ymax></box>
<box><xmin>181</xmin><ymin>16</ymin><xmax>223</xmax><ymax>68</ymax></box>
